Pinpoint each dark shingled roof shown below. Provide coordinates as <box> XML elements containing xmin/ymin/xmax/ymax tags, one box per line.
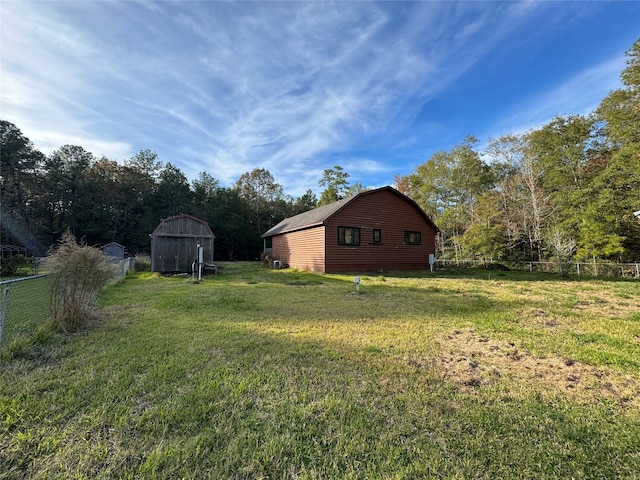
<box><xmin>262</xmin><ymin>186</ymin><xmax>438</xmax><ymax>237</ymax></box>
<box><xmin>261</xmin><ymin>195</ymin><xmax>353</xmax><ymax>237</ymax></box>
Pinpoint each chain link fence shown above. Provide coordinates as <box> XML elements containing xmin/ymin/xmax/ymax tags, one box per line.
<box><xmin>0</xmin><ymin>275</ymin><xmax>50</xmax><ymax>353</ymax></box>
<box><xmin>113</xmin><ymin>257</ymin><xmax>136</xmax><ymax>277</ymax></box>
<box><xmin>0</xmin><ymin>256</ymin><xmax>138</xmax><ymax>352</ymax></box>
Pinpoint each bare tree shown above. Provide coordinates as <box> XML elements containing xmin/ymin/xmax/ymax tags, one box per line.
<box><xmin>546</xmin><ymin>226</ymin><xmax>576</xmax><ymax>276</ymax></box>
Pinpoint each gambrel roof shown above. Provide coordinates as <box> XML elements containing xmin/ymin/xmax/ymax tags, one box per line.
<box><xmin>262</xmin><ymin>186</ymin><xmax>438</xmax><ymax>237</ymax></box>
<box><xmin>150</xmin><ymin>213</ymin><xmax>215</xmax><ymax>238</ymax></box>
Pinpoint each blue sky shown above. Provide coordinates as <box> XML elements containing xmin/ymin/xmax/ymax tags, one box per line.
<box><xmin>1</xmin><ymin>1</ymin><xmax>639</xmax><ymax>197</ymax></box>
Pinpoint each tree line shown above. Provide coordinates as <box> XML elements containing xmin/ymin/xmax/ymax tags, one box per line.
<box><xmin>2</xmin><ymin>38</ymin><xmax>639</xmax><ymax>264</ymax></box>
<box><xmin>395</xmin><ymin>38</ymin><xmax>640</xmax><ymax>264</ymax></box>
<box><xmin>1</xmin><ymin>125</ymin><xmax>361</xmax><ymax>260</ymax></box>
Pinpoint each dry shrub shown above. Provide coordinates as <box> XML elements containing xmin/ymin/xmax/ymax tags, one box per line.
<box><xmin>134</xmin><ymin>255</ymin><xmax>151</xmax><ymax>272</ymax></box>
<box><xmin>45</xmin><ymin>231</ymin><xmax>116</xmax><ymax>332</ymax></box>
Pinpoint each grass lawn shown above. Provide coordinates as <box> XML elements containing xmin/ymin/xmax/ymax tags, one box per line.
<box><xmin>1</xmin><ymin>263</ymin><xmax>639</xmax><ymax>479</ymax></box>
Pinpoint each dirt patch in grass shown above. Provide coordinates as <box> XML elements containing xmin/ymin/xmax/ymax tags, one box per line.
<box><xmin>516</xmin><ymin>307</ymin><xmax>571</xmax><ymax>329</ymax></box>
<box><xmin>436</xmin><ymin>329</ymin><xmax>640</xmax><ymax>407</ymax></box>
<box><xmin>572</xmin><ymin>291</ymin><xmax>638</xmax><ymax>317</ymax></box>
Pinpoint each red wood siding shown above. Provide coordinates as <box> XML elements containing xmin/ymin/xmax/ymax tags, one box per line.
<box><xmin>324</xmin><ymin>189</ymin><xmax>436</xmax><ymax>272</ymax></box>
<box><xmin>272</xmin><ymin>226</ymin><xmax>326</xmax><ymax>272</ymax></box>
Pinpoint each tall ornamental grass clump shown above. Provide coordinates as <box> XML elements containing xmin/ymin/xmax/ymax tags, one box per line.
<box><xmin>45</xmin><ymin>231</ymin><xmax>116</xmax><ymax>332</ymax></box>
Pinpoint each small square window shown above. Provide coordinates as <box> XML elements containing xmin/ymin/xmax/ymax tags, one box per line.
<box><xmin>404</xmin><ymin>231</ymin><xmax>421</xmax><ymax>245</ymax></box>
<box><xmin>373</xmin><ymin>229</ymin><xmax>382</xmax><ymax>244</ymax></box>
<box><xmin>338</xmin><ymin>226</ymin><xmax>360</xmax><ymax>246</ymax></box>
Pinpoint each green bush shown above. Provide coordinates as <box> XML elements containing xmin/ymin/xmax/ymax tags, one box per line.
<box><xmin>45</xmin><ymin>231</ymin><xmax>116</xmax><ymax>332</ymax></box>
<box><xmin>0</xmin><ymin>254</ymin><xmax>33</xmax><ymax>277</ymax></box>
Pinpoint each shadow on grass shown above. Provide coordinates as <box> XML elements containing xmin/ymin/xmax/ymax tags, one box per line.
<box><xmin>38</xmin><ymin>308</ymin><xmax>640</xmax><ymax>477</ymax></box>
<box><xmin>4</xmin><ymin>266</ymin><xmax>640</xmax><ymax>479</ymax></box>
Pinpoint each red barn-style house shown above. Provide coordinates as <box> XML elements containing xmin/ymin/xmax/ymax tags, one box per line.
<box><xmin>262</xmin><ymin>186</ymin><xmax>439</xmax><ymax>273</ymax></box>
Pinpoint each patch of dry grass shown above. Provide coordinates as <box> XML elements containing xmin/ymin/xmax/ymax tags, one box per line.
<box><xmin>436</xmin><ymin>329</ymin><xmax>640</xmax><ymax>407</ymax></box>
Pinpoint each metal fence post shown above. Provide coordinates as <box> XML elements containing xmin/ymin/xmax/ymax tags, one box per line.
<box><xmin>0</xmin><ymin>285</ymin><xmax>10</xmax><ymax>348</ymax></box>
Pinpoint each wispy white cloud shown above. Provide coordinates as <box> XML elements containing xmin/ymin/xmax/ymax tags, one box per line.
<box><xmin>0</xmin><ymin>1</ymin><xmax>134</xmax><ymax>159</ymax></box>
<box><xmin>488</xmin><ymin>54</ymin><xmax>626</xmax><ymax>138</ymax></box>
<box><xmin>1</xmin><ymin>0</ymin><xmax>635</xmax><ymax>196</ymax></box>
